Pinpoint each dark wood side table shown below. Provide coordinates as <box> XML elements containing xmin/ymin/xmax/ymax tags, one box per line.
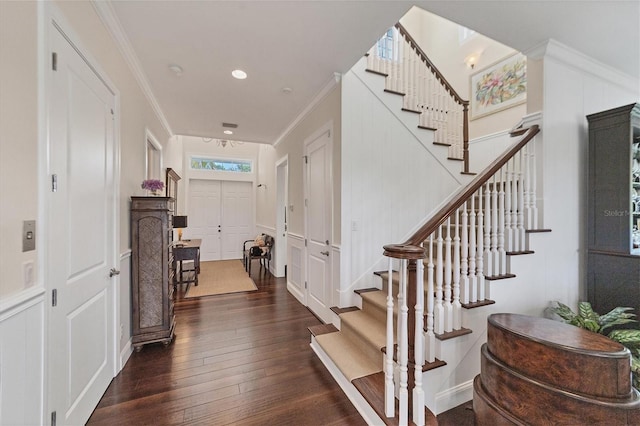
<box><xmin>173</xmin><ymin>238</ymin><xmax>201</xmax><ymax>291</ymax></box>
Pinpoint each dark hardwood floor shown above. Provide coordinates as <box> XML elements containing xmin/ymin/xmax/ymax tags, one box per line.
<box><xmin>88</xmin><ymin>264</ymin><xmax>475</xmax><ymax>425</ymax></box>
<box><xmin>88</xmin><ymin>266</ymin><xmax>366</xmax><ymax>425</ymax></box>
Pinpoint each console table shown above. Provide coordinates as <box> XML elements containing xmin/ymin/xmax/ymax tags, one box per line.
<box><xmin>173</xmin><ymin>238</ymin><xmax>201</xmax><ymax>290</ymax></box>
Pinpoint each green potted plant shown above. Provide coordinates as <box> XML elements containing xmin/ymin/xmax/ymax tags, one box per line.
<box><xmin>551</xmin><ymin>301</ymin><xmax>640</xmax><ymax>390</ymax></box>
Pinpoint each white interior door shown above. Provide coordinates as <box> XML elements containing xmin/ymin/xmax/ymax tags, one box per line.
<box><xmin>221</xmin><ymin>181</ymin><xmax>252</xmax><ymax>259</ymax></box>
<box><xmin>187</xmin><ymin>179</ymin><xmax>252</xmax><ymax>261</ymax></box>
<box><xmin>187</xmin><ymin>179</ymin><xmax>222</xmax><ymax>261</ymax></box>
<box><xmin>49</xmin><ymin>23</ymin><xmax>116</xmax><ymax>425</ymax></box>
<box><xmin>305</xmin><ymin>127</ymin><xmax>332</xmax><ymax>323</ymax></box>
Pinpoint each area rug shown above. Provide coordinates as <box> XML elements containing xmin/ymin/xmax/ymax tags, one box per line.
<box><xmin>184</xmin><ymin>260</ymin><xmax>257</xmax><ymax>298</ymax></box>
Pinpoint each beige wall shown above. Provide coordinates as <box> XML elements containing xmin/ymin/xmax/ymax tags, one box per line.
<box><xmin>400</xmin><ymin>7</ymin><xmax>526</xmax><ymax>139</ymax></box>
<box><xmin>273</xmin><ymin>84</ymin><xmax>341</xmax><ymax>244</ymax></box>
<box><xmin>0</xmin><ymin>1</ymin><xmax>39</xmax><ymax>298</ymax></box>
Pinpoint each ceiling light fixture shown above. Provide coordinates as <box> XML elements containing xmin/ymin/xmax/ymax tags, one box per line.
<box><xmin>223</xmin><ymin>130</ymin><xmax>233</xmax><ymax>135</ymax></box>
<box><xmin>464</xmin><ymin>53</ymin><xmax>481</xmax><ymax>69</ymax></box>
<box><xmin>168</xmin><ymin>64</ymin><xmax>183</xmax><ymax>76</ymax></box>
<box><xmin>232</xmin><ymin>69</ymin><xmax>247</xmax><ymax>80</ymax></box>
<box><xmin>201</xmin><ymin>138</ymin><xmax>243</xmax><ymax>148</ymax></box>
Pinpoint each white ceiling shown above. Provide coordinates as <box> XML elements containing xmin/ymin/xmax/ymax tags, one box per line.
<box><xmin>107</xmin><ymin>1</ymin><xmax>639</xmax><ymax>144</ymax></box>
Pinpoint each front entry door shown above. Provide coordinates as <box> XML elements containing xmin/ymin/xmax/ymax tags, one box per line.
<box><xmin>48</xmin><ymin>22</ymin><xmax>117</xmax><ymax>425</ymax></box>
<box><xmin>305</xmin><ymin>126</ymin><xmax>333</xmax><ymax>323</ymax></box>
<box><xmin>187</xmin><ymin>179</ymin><xmax>252</xmax><ymax>261</ymax></box>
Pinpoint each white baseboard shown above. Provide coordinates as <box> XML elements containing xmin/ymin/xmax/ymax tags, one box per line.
<box><xmin>434</xmin><ymin>379</ymin><xmax>474</xmax><ymax>415</ymax></box>
<box><xmin>287</xmin><ymin>281</ymin><xmax>305</xmax><ymax>305</ymax></box>
<box><xmin>119</xmin><ymin>338</ymin><xmax>133</xmax><ymax>371</ymax></box>
<box><xmin>310</xmin><ymin>338</ymin><xmax>384</xmax><ymax>425</ymax></box>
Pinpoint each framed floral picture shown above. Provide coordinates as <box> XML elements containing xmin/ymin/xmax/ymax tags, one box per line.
<box><xmin>470</xmin><ymin>52</ymin><xmax>526</xmax><ymax>120</ymax></box>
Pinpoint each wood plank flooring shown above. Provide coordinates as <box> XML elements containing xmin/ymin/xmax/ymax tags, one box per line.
<box><xmin>87</xmin><ymin>267</ymin><xmax>366</xmax><ymax>425</ymax></box>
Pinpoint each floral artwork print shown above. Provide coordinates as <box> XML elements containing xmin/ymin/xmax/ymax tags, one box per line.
<box><xmin>470</xmin><ymin>53</ymin><xmax>527</xmax><ymax>119</ymax></box>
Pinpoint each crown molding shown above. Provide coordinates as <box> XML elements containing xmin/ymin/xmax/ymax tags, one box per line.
<box><xmin>273</xmin><ymin>73</ymin><xmax>340</xmax><ymax>147</ymax></box>
<box><xmin>91</xmin><ymin>1</ymin><xmax>174</xmax><ymax>138</ymax></box>
<box><xmin>525</xmin><ymin>39</ymin><xmax>638</xmax><ymax>94</ymax></box>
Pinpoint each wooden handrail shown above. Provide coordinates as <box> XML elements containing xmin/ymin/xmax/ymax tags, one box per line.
<box><xmin>395</xmin><ymin>23</ymin><xmax>468</xmax><ymax>107</ymax></box>
<box><xmin>395</xmin><ymin>22</ymin><xmax>471</xmax><ymax>172</ymax></box>
<box><xmin>404</xmin><ymin>125</ymin><xmax>540</xmax><ymax>246</ymax></box>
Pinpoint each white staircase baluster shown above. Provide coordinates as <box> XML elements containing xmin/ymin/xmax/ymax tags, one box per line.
<box><xmin>483</xmin><ymin>182</ymin><xmax>492</xmax><ymax>281</ymax></box>
<box><xmin>498</xmin><ymin>168</ymin><xmax>507</xmax><ymax>275</ymax></box>
<box><xmin>517</xmin><ymin>150</ymin><xmax>526</xmax><ymax>251</ymax></box>
<box><xmin>453</xmin><ymin>209</ymin><xmax>462</xmax><ymax>329</ymax></box>
<box><xmin>444</xmin><ymin>217</ymin><xmax>453</xmax><ymax>332</ymax></box>
<box><xmin>399</xmin><ymin>259</ymin><xmax>409</xmax><ymax>426</ymax></box>
<box><xmin>434</xmin><ymin>226</ymin><xmax>444</xmax><ymax>335</ymax></box>
<box><xmin>523</xmin><ymin>144</ymin><xmax>531</xmax><ymax>230</ymax></box>
<box><xmin>385</xmin><ymin>257</ymin><xmax>395</xmax><ymax>417</ymax></box>
<box><xmin>477</xmin><ymin>186</ymin><xmax>486</xmax><ymax>301</ymax></box>
<box><xmin>491</xmin><ymin>175</ymin><xmax>499</xmax><ymax>276</ymax></box>
<box><xmin>504</xmin><ymin>159</ymin><xmax>513</xmax><ymax>252</ymax></box>
<box><xmin>460</xmin><ymin>201</ymin><xmax>469</xmax><ymax>305</ymax></box>
<box><xmin>413</xmin><ymin>259</ymin><xmax>425</xmax><ymax>426</ymax></box>
<box><xmin>425</xmin><ymin>235</ymin><xmax>436</xmax><ymax>363</ymax></box>
<box><xmin>469</xmin><ymin>193</ymin><xmax>477</xmax><ymax>303</ymax></box>
<box><xmin>511</xmin><ymin>154</ymin><xmax>519</xmax><ymax>251</ymax></box>
<box><xmin>530</xmin><ymin>137</ymin><xmax>539</xmax><ymax>229</ymax></box>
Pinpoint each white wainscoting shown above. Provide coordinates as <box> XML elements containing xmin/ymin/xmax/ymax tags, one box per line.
<box><xmin>287</xmin><ymin>233</ymin><xmax>305</xmax><ymax>304</ymax></box>
<box><xmin>331</xmin><ymin>244</ymin><xmax>340</xmax><ymax>308</ymax></box>
<box><xmin>119</xmin><ymin>250</ymin><xmax>132</xmax><ymax>371</ymax></box>
<box><xmin>0</xmin><ymin>287</ymin><xmax>45</xmax><ymax>425</ymax></box>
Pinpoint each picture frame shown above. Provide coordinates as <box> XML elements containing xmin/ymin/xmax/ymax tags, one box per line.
<box><xmin>470</xmin><ymin>52</ymin><xmax>527</xmax><ymax>120</ymax></box>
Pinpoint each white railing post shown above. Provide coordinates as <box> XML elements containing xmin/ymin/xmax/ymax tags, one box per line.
<box><xmin>490</xmin><ymin>175</ymin><xmax>499</xmax><ymax>276</ymax></box>
<box><xmin>444</xmin><ymin>218</ymin><xmax>453</xmax><ymax>332</ymax></box>
<box><xmin>469</xmin><ymin>193</ymin><xmax>477</xmax><ymax>303</ymax></box>
<box><xmin>530</xmin><ymin>136</ymin><xmax>539</xmax><ymax>229</ymax></box>
<box><xmin>476</xmin><ymin>186</ymin><xmax>486</xmax><ymax>301</ymax></box>
<box><xmin>511</xmin><ymin>155</ymin><xmax>519</xmax><ymax>251</ymax></box>
<box><xmin>385</xmin><ymin>258</ymin><xmax>395</xmax><ymax>417</ymax></box>
<box><xmin>460</xmin><ymin>202</ymin><xmax>469</xmax><ymax>305</ymax></box>
<box><xmin>399</xmin><ymin>259</ymin><xmax>409</xmax><ymax>426</ymax></box>
<box><xmin>483</xmin><ymin>182</ymin><xmax>492</xmax><ymax>283</ymax></box>
<box><xmin>504</xmin><ymin>159</ymin><xmax>513</xmax><ymax>252</ymax></box>
<box><xmin>498</xmin><ymin>168</ymin><xmax>507</xmax><ymax>275</ymax></box>
<box><xmin>413</xmin><ymin>259</ymin><xmax>425</xmax><ymax>426</ymax></box>
<box><xmin>453</xmin><ymin>209</ymin><xmax>462</xmax><ymax>329</ymax></box>
<box><xmin>425</xmin><ymin>236</ymin><xmax>436</xmax><ymax>363</ymax></box>
<box><xmin>517</xmin><ymin>150</ymin><xmax>526</xmax><ymax>251</ymax></box>
<box><xmin>434</xmin><ymin>226</ymin><xmax>444</xmax><ymax>335</ymax></box>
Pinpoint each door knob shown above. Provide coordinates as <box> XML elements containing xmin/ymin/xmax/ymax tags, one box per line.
<box><xmin>320</xmin><ymin>251</ymin><xmax>330</xmax><ymax>256</ymax></box>
<box><xmin>109</xmin><ymin>268</ymin><xmax>120</xmax><ymax>277</ymax></box>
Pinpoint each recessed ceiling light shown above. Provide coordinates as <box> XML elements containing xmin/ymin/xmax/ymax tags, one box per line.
<box><xmin>282</xmin><ymin>87</ymin><xmax>293</xmax><ymax>94</ymax></box>
<box><xmin>232</xmin><ymin>69</ymin><xmax>247</xmax><ymax>80</ymax></box>
<box><xmin>223</xmin><ymin>130</ymin><xmax>233</xmax><ymax>135</ymax></box>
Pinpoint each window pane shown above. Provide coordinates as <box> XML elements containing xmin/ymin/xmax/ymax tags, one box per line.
<box><xmin>190</xmin><ymin>157</ymin><xmax>252</xmax><ymax>173</ymax></box>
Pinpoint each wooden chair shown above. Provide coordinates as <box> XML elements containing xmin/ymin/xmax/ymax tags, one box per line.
<box><xmin>243</xmin><ymin>234</ymin><xmax>273</xmax><ymax>275</ymax></box>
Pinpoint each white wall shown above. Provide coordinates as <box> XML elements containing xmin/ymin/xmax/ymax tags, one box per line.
<box><xmin>534</xmin><ymin>40</ymin><xmax>639</xmax><ymax>305</ymax></box>
<box><xmin>340</xmin><ymin>64</ymin><xmax>469</xmax><ymax>307</ymax></box>
<box><xmin>400</xmin><ymin>6</ymin><xmax>526</xmax><ymax>139</ymax></box>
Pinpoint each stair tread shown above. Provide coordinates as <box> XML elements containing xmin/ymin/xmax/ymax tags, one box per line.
<box><xmin>331</xmin><ymin>306</ymin><xmax>360</xmax><ymax>315</ymax></box>
<box><xmin>315</xmin><ymin>332</ymin><xmax>382</xmax><ymax>382</ymax></box>
<box><xmin>308</xmin><ymin>324</ymin><xmax>338</xmax><ymax>337</ymax></box>
<box><xmin>340</xmin><ymin>310</ymin><xmax>388</xmax><ymax>350</ymax></box>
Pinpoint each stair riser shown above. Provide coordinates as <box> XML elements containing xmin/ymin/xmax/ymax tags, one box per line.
<box><xmin>339</xmin><ymin>319</ymin><xmax>385</xmax><ymax>367</ymax></box>
<box><xmin>479</xmin><ymin>344</ymin><xmax>640</xmax><ymax>425</ymax></box>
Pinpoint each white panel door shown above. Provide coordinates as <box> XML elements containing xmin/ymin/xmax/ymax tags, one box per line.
<box><xmin>305</xmin><ymin>128</ymin><xmax>333</xmax><ymax>323</ymax></box>
<box><xmin>188</xmin><ymin>179</ymin><xmax>222</xmax><ymax>261</ymax></box>
<box><xmin>49</xmin><ymin>24</ymin><xmax>116</xmax><ymax>425</ymax></box>
<box><xmin>221</xmin><ymin>181</ymin><xmax>252</xmax><ymax>259</ymax></box>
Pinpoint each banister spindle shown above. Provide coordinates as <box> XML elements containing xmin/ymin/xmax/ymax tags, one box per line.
<box><xmin>425</xmin><ymin>235</ymin><xmax>435</xmax><ymax>362</ymax></box>
<box><xmin>517</xmin><ymin>149</ymin><xmax>525</xmax><ymax>251</ymax></box>
<box><xmin>469</xmin><ymin>193</ymin><xmax>477</xmax><ymax>303</ymax></box>
<box><xmin>476</xmin><ymin>186</ymin><xmax>485</xmax><ymax>301</ymax></box>
<box><xmin>444</xmin><ymin>217</ymin><xmax>453</xmax><ymax>332</ymax></box>
<box><xmin>504</xmin><ymin>158</ymin><xmax>513</xmax><ymax>252</ymax></box>
<box><xmin>398</xmin><ymin>259</ymin><xmax>408</xmax><ymax>426</ymax></box>
<box><xmin>453</xmin><ymin>208</ymin><xmax>462</xmax><ymax>329</ymax></box>
<box><xmin>530</xmin><ymin>137</ymin><xmax>538</xmax><ymax>229</ymax></box>
<box><xmin>490</xmin><ymin>175</ymin><xmax>499</xmax><ymax>276</ymax></box>
<box><xmin>511</xmin><ymin>154</ymin><xmax>519</xmax><ymax>251</ymax></box>
<box><xmin>413</xmin><ymin>258</ymin><xmax>425</xmax><ymax>426</ymax></box>
<box><xmin>460</xmin><ymin>201</ymin><xmax>469</xmax><ymax>306</ymax></box>
<box><xmin>498</xmin><ymin>168</ymin><xmax>506</xmax><ymax>275</ymax></box>
<box><xmin>434</xmin><ymin>226</ymin><xmax>444</xmax><ymax>335</ymax></box>
<box><xmin>483</xmin><ymin>182</ymin><xmax>492</xmax><ymax>282</ymax></box>
<box><xmin>385</xmin><ymin>257</ymin><xmax>395</xmax><ymax>417</ymax></box>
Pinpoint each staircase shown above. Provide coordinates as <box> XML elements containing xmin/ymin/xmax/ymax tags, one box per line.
<box><xmin>309</xmin><ymin>23</ymin><xmax>550</xmax><ymax>425</ymax></box>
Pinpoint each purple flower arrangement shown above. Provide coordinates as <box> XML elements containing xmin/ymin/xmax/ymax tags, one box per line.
<box><xmin>141</xmin><ymin>179</ymin><xmax>164</xmax><ymax>193</ymax></box>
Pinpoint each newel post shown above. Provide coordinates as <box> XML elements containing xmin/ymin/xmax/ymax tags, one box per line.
<box><xmin>462</xmin><ymin>102</ymin><xmax>470</xmax><ymax>174</ymax></box>
<box><xmin>382</xmin><ymin>244</ymin><xmax>426</xmax><ymax>424</ymax></box>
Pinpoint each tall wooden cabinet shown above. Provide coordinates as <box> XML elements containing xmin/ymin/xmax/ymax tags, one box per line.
<box><xmin>586</xmin><ymin>103</ymin><xmax>640</xmax><ymax>315</ymax></box>
<box><xmin>131</xmin><ymin>197</ymin><xmax>175</xmax><ymax>351</ymax></box>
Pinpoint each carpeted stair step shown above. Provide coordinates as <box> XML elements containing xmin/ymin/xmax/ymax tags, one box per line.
<box><xmin>360</xmin><ymin>290</ymin><xmax>396</xmax><ymax>325</ymax></box>
<box><xmin>315</xmin><ymin>331</ymin><xmax>382</xmax><ymax>382</ymax></box>
<box><xmin>339</xmin><ymin>310</ymin><xmax>388</xmax><ymax>366</ymax></box>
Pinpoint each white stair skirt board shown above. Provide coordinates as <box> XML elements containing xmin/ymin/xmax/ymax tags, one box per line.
<box><xmin>310</xmin><ymin>337</ymin><xmax>384</xmax><ymax>425</ymax></box>
<box><xmin>434</xmin><ymin>379</ymin><xmax>474</xmax><ymax>415</ymax></box>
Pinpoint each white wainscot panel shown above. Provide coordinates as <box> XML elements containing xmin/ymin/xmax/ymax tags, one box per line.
<box><xmin>287</xmin><ymin>233</ymin><xmax>305</xmax><ymax>304</ymax></box>
<box><xmin>119</xmin><ymin>250</ymin><xmax>132</xmax><ymax>370</ymax></box>
<box><xmin>0</xmin><ymin>288</ymin><xmax>45</xmax><ymax>426</ymax></box>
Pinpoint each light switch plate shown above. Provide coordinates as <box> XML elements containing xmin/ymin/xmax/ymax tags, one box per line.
<box><xmin>23</xmin><ymin>220</ymin><xmax>35</xmax><ymax>252</ymax></box>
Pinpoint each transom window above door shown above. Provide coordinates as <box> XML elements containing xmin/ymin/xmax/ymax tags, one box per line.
<box><xmin>190</xmin><ymin>156</ymin><xmax>252</xmax><ymax>173</ymax></box>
